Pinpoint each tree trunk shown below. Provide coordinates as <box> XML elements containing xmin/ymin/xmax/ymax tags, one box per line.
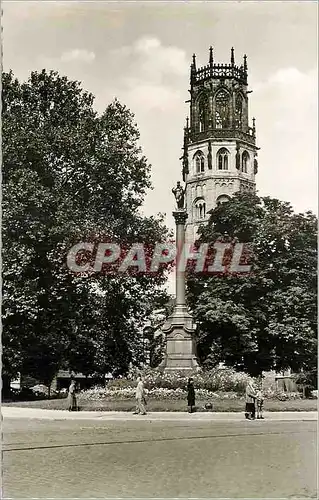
<box><xmin>2</xmin><ymin>375</ymin><xmax>11</xmax><ymax>399</ymax></box>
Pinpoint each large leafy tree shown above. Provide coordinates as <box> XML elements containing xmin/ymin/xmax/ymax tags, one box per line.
<box><xmin>188</xmin><ymin>193</ymin><xmax>317</xmax><ymax>378</ymax></box>
<box><xmin>2</xmin><ymin>69</ymin><xmax>171</xmax><ymax>388</ymax></box>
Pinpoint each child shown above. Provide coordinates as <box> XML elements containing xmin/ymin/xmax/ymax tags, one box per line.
<box><xmin>256</xmin><ymin>387</ymin><xmax>264</xmax><ymax>419</ymax></box>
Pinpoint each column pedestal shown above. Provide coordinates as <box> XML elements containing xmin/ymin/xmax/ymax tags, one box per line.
<box><xmin>159</xmin><ymin>305</ymin><xmax>199</xmax><ymax>372</ymax></box>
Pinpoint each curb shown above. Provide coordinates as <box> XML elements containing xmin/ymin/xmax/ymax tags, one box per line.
<box><xmin>1</xmin><ymin>407</ymin><xmax>317</xmax><ymax>422</ymax></box>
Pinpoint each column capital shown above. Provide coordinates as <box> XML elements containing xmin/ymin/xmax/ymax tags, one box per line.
<box><xmin>173</xmin><ymin>210</ymin><xmax>188</xmax><ymax>225</ymax></box>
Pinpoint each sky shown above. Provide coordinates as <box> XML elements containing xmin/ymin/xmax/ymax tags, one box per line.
<box><xmin>3</xmin><ymin>0</ymin><xmax>318</xmax><ymax>231</ymax></box>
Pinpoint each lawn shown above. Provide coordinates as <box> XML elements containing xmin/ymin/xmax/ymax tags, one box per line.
<box><xmin>2</xmin><ymin>397</ymin><xmax>317</xmax><ymax>412</ymax></box>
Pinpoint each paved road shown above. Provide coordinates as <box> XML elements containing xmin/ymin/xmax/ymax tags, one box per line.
<box><xmin>3</xmin><ymin>417</ymin><xmax>317</xmax><ymax>498</ymax></box>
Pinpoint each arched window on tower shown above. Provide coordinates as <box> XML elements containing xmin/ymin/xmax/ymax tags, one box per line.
<box><xmin>198</xmin><ymin>96</ymin><xmax>208</xmax><ymax>132</ymax></box>
<box><xmin>193</xmin><ymin>198</ymin><xmax>206</xmax><ymax>220</ymax></box>
<box><xmin>193</xmin><ymin>151</ymin><xmax>205</xmax><ymax>173</ymax></box>
<box><xmin>196</xmin><ymin>156</ymin><xmax>200</xmax><ymax>173</ymax></box>
<box><xmin>241</xmin><ymin>151</ymin><xmax>250</xmax><ymax>173</ymax></box>
<box><xmin>215</xmin><ymin>90</ymin><xmax>230</xmax><ymax>129</ymax></box>
<box><xmin>216</xmin><ymin>194</ymin><xmax>231</xmax><ymax>206</ymax></box>
<box><xmin>217</xmin><ymin>147</ymin><xmax>230</xmax><ymax>170</ymax></box>
<box><xmin>234</xmin><ymin>93</ymin><xmax>243</xmax><ymax>129</ymax></box>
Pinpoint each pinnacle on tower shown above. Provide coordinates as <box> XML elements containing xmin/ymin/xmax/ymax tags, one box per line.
<box><xmin>231</xmin><ymin>47</ymin><xmax>235</xmax><ymax>65</ymax></box>
<box><xmin>192</xmin><ymin>53</ymin><xmax>196</xmax><ymax>70</ymax></box>
<box><xmin>209</xmin><ymin>46</ymin><xmax>214</xmax><ymax>66</ymax></box>
<box><xmin>190</xmin><ymin>53</ymin><xmax>197</xmax><ymax>84</ymax></box>
<box><xmin>244</xmin><ymin>54</ymin><xmax>248</xmax><ymax>72</ymax></box>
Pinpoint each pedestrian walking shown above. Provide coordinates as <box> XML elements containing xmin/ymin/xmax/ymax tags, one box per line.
<box><xmin>68</xmin><ymin>379</ymin><xmax>78</xmax><ymax>411</ymax></box>
<box><xmin>133</xmin><ymin>375</ymin><xmax>147</xmax><ymax>415</ymax></box>
<box><xmin>187</xmin><ymin>378</ymin><xmax>195</xmax><ymax>413</ymax></box>
<box><xmin>245</xmin><ymin>380</ymin><xmax>257</xmax><ymax>420</ymax></box>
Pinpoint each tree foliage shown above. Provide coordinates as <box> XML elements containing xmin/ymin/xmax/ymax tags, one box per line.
<box><xmin>2</xmin><ymin>69</ymin><xmax>170</xmax><ymax>385</ymax></box>
<box><xmin>188</xmin><ymin>193</ymin><xmax>317</xmax><ymax>378</ymax></box>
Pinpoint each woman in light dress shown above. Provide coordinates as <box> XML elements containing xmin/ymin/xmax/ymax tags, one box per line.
<box><xmin>68</xmin><ymin>379</ymin><xmax>78</xmax><ymax>411</ymax></box>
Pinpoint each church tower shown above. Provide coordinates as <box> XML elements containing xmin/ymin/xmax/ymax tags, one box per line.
<box><xmin>181</xmin><ymin>47</ymin><xmax>259</xmax><ymax>241</ymax></box>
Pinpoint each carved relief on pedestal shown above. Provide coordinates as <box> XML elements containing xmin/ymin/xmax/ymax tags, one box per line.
<box><xmin>172</xmin><ymin>333</ymin><xmax>185</xmax><ymax>339</ymax></box>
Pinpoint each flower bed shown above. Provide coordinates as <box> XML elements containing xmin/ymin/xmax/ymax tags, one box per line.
<box><xmin>78</xmin><ymin>368</ymin><xmax>316</xmax><ymax>402</ymax></box>
<box><xmin>80</xmin><ymin>386</ymin><xmax>245</xmax><ymax>401</ymax></box>
<box><xmin>108</xmin><ymin>367</ymin><xmax>252</xmax><ymax>393</ymax></box>
<box><xmin>80</xmin><ymin>386</ymin><xmax>305</xmax><ymax>402</ymax></box>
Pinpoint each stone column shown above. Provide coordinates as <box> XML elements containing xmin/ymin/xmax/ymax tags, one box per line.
<box><xmin>174</xmin><ymin>210</ymin><xmax>188</xmax><ymax>308</ymax></box>
<box><xmin>159</xmin><ymin>207</ymin><xmax>199</xmax><ymax>373</ymax></box>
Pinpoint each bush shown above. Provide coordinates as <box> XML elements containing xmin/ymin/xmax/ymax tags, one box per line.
<box><xmin>79</xmin><ymin>367</ymin><xmax>254</xmax><ymax>402</ymax></box>
<box><xmin>3</xmin><ymin>385</ymin><xmax>67</xmax><ymax>402</ymax></box>
<box><xmin>263</xmin><ymin>389</ymin><xmax>302</xmax><ymax>401</ymax></box>
<box><xmin>80</xmin><ymin>386</ymin><xmax>242</xmax><ymax>401</ymax></box>
<box><xmin>79</xmin><ymin>386</ymin><xmax>305</xmax><ymax>402</ymax></box>
<box><xmin>78</xmin><ymin>368</ymin><xmax>316</xmax><ymax>403</ymax></box>
<box><xmin>107</xmin><ymin>379</ymin><xmax>136</xmax><ymax>390</ymax></box>
<box><xmin>294</xmin><ymin>370</ymin><xmax>318</xmax><ymax>390</ymax></box>
<box><xmin>138</xmin><ymin>367</ymin><xmax>252</xmax><ymax>393</ymax></box>
<box><xmin>292</xmin><ymin>372</ymin><xmax>317</xmax><ymax>399</ymax></box>
<box><xmin>105</xmin><ymin>367</ymin><xmax>253</xmax><ymax>393</ymax></box>
<box><xmin>104</xmin><ymin>368</ymin><xmax>294</xmax><ymax>395</ymax></box>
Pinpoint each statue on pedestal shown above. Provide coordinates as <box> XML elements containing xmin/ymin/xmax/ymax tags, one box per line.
<box><xmin>172</xmin><ymin>181</ymin><xmax>185</xmax><ymax>210</ymax></box>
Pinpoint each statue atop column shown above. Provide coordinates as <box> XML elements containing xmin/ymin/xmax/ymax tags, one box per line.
<box><xmin>172</xmin><ymin>181</ymin><xmax>185</xmax><ymax>210</ymax></box>
<box><xmin>159</xmin><ymin>179</ymin><xmax>199</xmax><ymax>373</ymax></box>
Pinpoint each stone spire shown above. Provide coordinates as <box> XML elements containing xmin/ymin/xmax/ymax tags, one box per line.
<box><xmin>192</xmin><ymin>53</ymin><xmax>197</xmax><ymax>70</ymax></box>
<box><xmin>209</xmin><ymin>46</ymin><xmax>214</xmax><ymax>66</ymax></box>
<box><xmin>231</xmin><ymin>47</ymin><xmax>235</xmax><ymax>65</ymax></box>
